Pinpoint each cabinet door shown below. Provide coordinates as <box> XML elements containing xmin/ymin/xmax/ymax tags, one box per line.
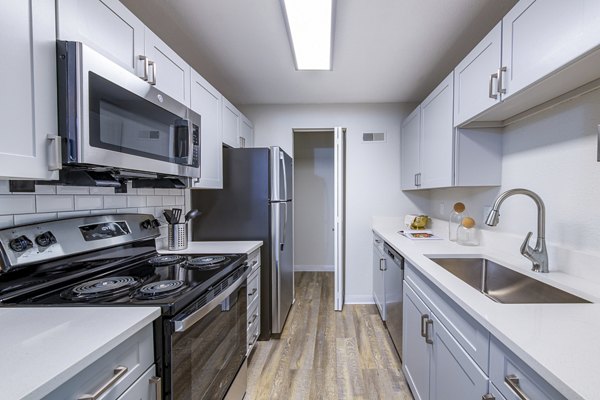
<box><xmin>190</xmin><ymin>70</ymin><xmax>223</xmax><ymax>189</ymax></box>
<box><xmin>402</xmin><ymin>283</ymin><xmax>431</xmax><ymax>400</ymax></box>
<box><xmin>372</xmin><ymin>243</ymin><xmax>385</xmax><ymax>320</ymax></box>
<box><xmin>222</xmin><ymin>98</ymin><xmax>240</xmax><ymax>148</ymax></box>
<box><xmin>56</xmin><ymin>0</ymin><xmax>145</xmax><ymax>75</ymax></box>
<box><xmin>144</xmin><ymin>29</ymin><xmax>190</xmax><ymax>106</ymax></box>
<box><xmin>240</xmin><ymin>115</ymin><xmax>254</xmax><ymax>148</ymax></box>
<box><xmin>454</xmin><ymin>22</ymin><xmax>502</xmax><ymax>126</ymax></box>
<box><xmin>420</xmin><ymin>72</ymin><xmax>454</xmax><ymax>189</ymax></box>
<box><xmin>0</xmin><ymin>0</ymin><xmax>59</xmax><ymax>180</ymax></box>
<box><xmin>501</xmin><ymin>0</ymin><xmax>600</xmax><ymax>98</ymax></box>
<box><xmin>400</xmin><ymin>106</ymin><xmax>421</xmax><ymax>190</ymax></box>
<box><xmin>430</xmin><ymin>314</ymin><xmax>489</xmax><ymax>400</ymax></box>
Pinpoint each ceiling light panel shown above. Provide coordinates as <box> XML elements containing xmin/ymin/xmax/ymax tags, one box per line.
<box><xmin>281</xmin><ymin>0</ymin><xmax>334</xmax><ymax>70</ymax></box>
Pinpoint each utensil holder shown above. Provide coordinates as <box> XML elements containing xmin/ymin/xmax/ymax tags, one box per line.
<box><xmin>168</xmin><ymin>223</ymin><xmax>188</xmax><ymax>251</ymax></box>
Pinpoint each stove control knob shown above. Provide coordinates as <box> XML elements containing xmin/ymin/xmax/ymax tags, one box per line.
<box><xmin>9</xmin><ymin>235</ymin><xmax>33</xmax><ymax>253</ymax></box>
<box><xmin>150</xmin><ymin>219</ymin><xmax>160</xmax><ymax>228</ymax></box>
<box><xmin>140</xmin><ymin>219</ymin><xmax>152</xmax><ymax>230</ymax></box>
<box><xmin>35</xmin><ymin>231</ymin><xmax>56</xmax><ymax>247</ymax></box>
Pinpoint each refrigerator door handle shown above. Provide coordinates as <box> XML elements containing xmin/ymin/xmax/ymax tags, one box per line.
<box><xmin>280</xmin><ymin>152</ymin><xmax>288</xmax><ymax>201</ymax></box>
<box><xmin>281</xmin><ymin>202</ymin><xmax>287</xmax><ymax>251</ymax></box>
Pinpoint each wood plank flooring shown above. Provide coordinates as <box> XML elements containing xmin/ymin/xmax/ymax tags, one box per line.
<box><xmin>247</xmin><ymin>272</ymin><xmax>413</xmax><ymax>400</ymax></box>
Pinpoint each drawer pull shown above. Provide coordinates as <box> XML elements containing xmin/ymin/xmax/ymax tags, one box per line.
<box><xmin>505</xmin><ymin>374</ymin><xmax>530</xmax><ymax>400</ymax></box>
<box><xmin>425</xmin><ymin>319</ymin><xmax>434</xmax><ymax>344</ymax></box>
<box><xmin>420</xmin><ymin>314</ymin><xmax>429</xmax><ymax>337</ymax></box>
<box><xmin>78</xmin><ymin>365</ymin><xmax>128</xmax><ymax>400</ymax></box>
<box><xmin>249</xmin><ymin>288</ymin><xmax>258</xmax><ymax>296</ymax></box>
<box><xmin>248</xmin><ymin>313</ymin><xmax>258</xmax><ymax>326</ymax></box>
<box><xmin>150</xmin><ymin>376</ymin><xmax>163</xmax><ymax>400</ymax></box>
<box><xmin>249</xmin><ymin>333</ymin><xmax>258</xmax><ymax>347</ymax></box>
<box><xmin>482</xmin><ymin>394</ymin><xmax>495</xmax><ymax>400</ymax></box>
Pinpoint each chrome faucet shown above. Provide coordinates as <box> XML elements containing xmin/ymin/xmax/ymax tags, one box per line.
<box><xmin>485</xmin><ymin>188</ymin><xmax>549</xmax><ymax>273</ymax></box>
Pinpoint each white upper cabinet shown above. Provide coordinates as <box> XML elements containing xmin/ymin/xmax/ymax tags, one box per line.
<box><xmin>400</xmin><ymin>107</ymin><xmax>421</xmax><ymax>190</ymax></box>
<box><xmin>239</xmin><ymin>115</ymin><xmax>254</xmax><ymax>148</ymax></box>
<box><xmin>57</xmin><ymin>0</ymin><xmax>190</xmax><ymax>106</ymax></box>
<box><xmin>501</xmin><ymin>0</ymin><xmax>600</xmax><ymax>99</ymax></box>
<box><xmin>0</xmin><ymin>0</ymin><xmax>59</xmax><ymax>180</ymax></box>
<box><xmin>190</xmin><ymin>71</ymin><xmax>223</xmax><ymax>189</ymax></box>
<box><xmin>56</xmin><ymin>0</ymin><xmax>144</xmax><ymax>75</ymax></box>
<box><xmin>222</xmin><ymin>98</ymin><xmax>240</xmax><ymax>148</ymax></box>
<box><xmin>144</xmin><ymin>29</ymin><xmax>190</xmax><ymax>106</ymax></box>
<box><xmin>454</xmin><ymin>23</ymin><xmax>502</xmax><ymax>126</ymax></box>
<box><xmin>420</xmin><ymin>73</ymin><xmax>454</xmax><ymax>189</ymax></box>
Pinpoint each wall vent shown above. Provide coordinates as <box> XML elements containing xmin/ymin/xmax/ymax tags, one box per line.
<box><xmin>362</xmin><ymin>132</ymin><xmax>385</xmax><ymax>143</ymax></box>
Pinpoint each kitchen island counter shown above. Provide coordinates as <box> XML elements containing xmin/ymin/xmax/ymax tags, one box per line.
<box><xmin>373</xmin><ymin>219</ymin><xmax>600</xmax><ymax>400</ymax></box>
<box><xmin>0</xmin><ymin>307</ymin><xmax>160</xmax><ymax>400</ymax></box>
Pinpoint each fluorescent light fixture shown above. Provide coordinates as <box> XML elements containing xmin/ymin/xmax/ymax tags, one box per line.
<box><xmin>281</xmin><ymin>0</ymin><xmax>335</xmax><ymax>70</ymax></box>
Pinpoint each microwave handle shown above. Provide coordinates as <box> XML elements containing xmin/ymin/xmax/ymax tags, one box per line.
<box><xmin>188</xmin><ymin>120</ymin><xmax>194</xmax><ymax>166</ymax></box>
<box><xmin>173</xmin><ymin>267</ymin><xmax>250</xmax><ymax>332</ymax></box>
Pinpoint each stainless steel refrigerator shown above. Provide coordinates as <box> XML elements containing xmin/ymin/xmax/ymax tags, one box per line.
<box><xmin>190</xmin><ymin>146</ymin><xmax>294</xmax><ymax>339</ymax></box>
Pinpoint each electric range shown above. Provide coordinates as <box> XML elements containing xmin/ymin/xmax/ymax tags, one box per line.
<box><xmin>0</xmin><ymin>214</ymin><xmax>249</xmax><ymax>400</ymax></box>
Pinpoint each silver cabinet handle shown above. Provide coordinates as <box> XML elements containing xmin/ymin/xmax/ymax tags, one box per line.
<box><xmin>138</xmin><ymin>55</ymin><xmax>149</xmax><ymax>81</ymax></box>
<box><xmin>47</xmin><ymin>135</ymin><xmax>62</xmax><ymax>171</ymax></box>
<box><xmin>150</xmin><ymin>376</ymin><xmax>162</xmax><ymax>400</ymax></box>
<box><xmin>379</xmin><ymin>258</ymin><xmax>386</xmax><ymax>271</ymax></box>
<box><xmin>482</xmin><ymin>394</ymin><xmax>495</xmax><ymax>400</ymax></box>
<box><xmin>416</xmin><ymin>172</ymin><xmax>421</xmax><ymax>187</ymax></box>
<box><xmin>249</xmin><ymin>287</ymin><xmax>258</xmax><ymax>296</ymax></box>
<box><xmin>489</xmin><ymin>72</ymin><xmax>499</xmax><ymax>99</ymax></box>
<box><xmin>374</xmin><ymin>239</ymin><xmax>382</xmax><ymax>244</ymax></box>
<box><xmin>425</xmin><ymin>319</ymin><xmax>434</xmax><ymax>344</ymax></box>
<box><xmin>248</xmin><ymin>313</ymin><xmax>258</xmax><ymax>326</ymax></box>
<box><xmin>505</xmin><ymin>374</ymin><xmax>530</xmax><ymax>400</ymax></box>
<box><xmin>249</xmin><ymin>333</ymin><xmax>258</xmax><ymax>347</ymax></box>
<box><xmin>420</xmin><ymin>314</ymin><xmax>429</xmax><ymax>337</ymax></box>
<box><xmin>148</xmin><ymin>60</ymin><xmax>157</xmax><ymax>85</ymax></box>
<box><xmin>78</xmin><ymin>365</ymin><xmax>128</xmax><ymax>400</ymax></box>
<box><xmin>498</xmin><ymin>66</ymin><xmax>507</xmax><ymax>94</ymax></box>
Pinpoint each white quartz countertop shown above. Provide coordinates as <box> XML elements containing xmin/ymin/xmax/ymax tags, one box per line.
<box><xmin>157</xmin><ymin>241</ymin><xmax>263</xmax><ymax>255</ymax></box>
<box><xmin>373</xmin><ymin>221</ymin><xmax>600</xmax><ymax>400</ymax></box>
<box><xmin>0</xmin><ymin>307</ymin><xmax>161</xmax><ymax>400</ymax></box>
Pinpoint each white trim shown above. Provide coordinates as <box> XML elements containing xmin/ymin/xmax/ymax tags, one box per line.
<box><xmin>344</xmin><ymin>295</ymin><xmax>375</xmax><ymax>304</ymax></box>
<box><xmin>294</xmin><ymin>264</ymin><xmax>334</xmax><ymax>272</ymax></box>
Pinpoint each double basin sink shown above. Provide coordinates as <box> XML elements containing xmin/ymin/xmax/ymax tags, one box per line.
<box><xmin>427</xmin><ymin>257</ymin><xmax>589</xmax><ymax>304</ymax></box>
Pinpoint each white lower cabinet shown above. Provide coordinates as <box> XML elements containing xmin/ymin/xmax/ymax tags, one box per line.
<box><xmin>372</xmin><ymin>235</ymin><xmax>386</xmax><ymax>319</ymax></box>
<box><xmin>246</xmin><ymin>249</ymin><xmax>261</xmax><ymax>355</ymax></box>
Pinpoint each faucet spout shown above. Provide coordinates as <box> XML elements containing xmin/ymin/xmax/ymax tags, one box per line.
<box><xmin>485</xmin><ymin>188</ymin><xmax>548</xmax><ymax>273</ymax></box>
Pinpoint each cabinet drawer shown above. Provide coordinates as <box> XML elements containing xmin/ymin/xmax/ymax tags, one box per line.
<box><xmin>247</xmin><ymin>317</ymin><xmax>260</xmax><ymax>355</ymax></box>
<box><xmin>247</xmin><ymin>249</ymin><xmax>261</xmax><ymax>270</ymax></box>
<box><xmin>247</xmin><ymin>272</ymin><xmax>260</xmax><ymax>310</ymax></box>
<box><xmin>115</xmin><ymin>365</ymin><xmax>159</xmax><ymax>400</ymax></box>
<box><xmin>405</xmin><ymin>263</ymin><xmax>489</xmax><ymax>372</ymax></box>
<box><xmin>489</xmin><ymin>337</ymin><xmax>566</xmax><ymax>400</ymax></box>
<box><xmin>247</xmin><ymin>300</ymin><xmax>260</xmax><ymax>334</ymax></box>
<box><xmin>46</xmin><ymin>324</ymin><xmax>154</xmax><ymax>400</ymax></box>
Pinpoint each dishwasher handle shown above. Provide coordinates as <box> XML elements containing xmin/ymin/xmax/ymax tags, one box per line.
<box><xmin>383</xmin><ymin>243</ymin><xmax>404</xmax><ymax>269</ymax></box>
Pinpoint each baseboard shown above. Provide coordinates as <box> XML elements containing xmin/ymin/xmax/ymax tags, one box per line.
<box><xmin>344</xmin><ymin>294</ymin><xmax>375</xmax><ymax>304</ymax></box>
<box><xmin>294</xmin><ymin>264</ymin><xmax>334</xmax><ymax>272</ymax></box>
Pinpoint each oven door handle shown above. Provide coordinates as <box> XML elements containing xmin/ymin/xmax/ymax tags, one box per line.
<box><xmin>173</xmin><ymin>268</ymin><xmax>250</xmax><ymax>332</ymax></box>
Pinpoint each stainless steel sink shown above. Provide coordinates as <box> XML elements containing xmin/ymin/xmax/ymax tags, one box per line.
<box><xmin>428</xmin><ymin>257</ymin><xmax>590</xmax><ymax>304</ymax></box>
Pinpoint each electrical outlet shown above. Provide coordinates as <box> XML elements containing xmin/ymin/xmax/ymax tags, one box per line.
<box><xmin>483</xmin><ymin>206</ymin><xmax>492</xmax><ymax>224</ymax></box>
<box><xmin>439</xmin><ymin>202</ymin><xmax>445</xmax><ymax>215</ymax></box>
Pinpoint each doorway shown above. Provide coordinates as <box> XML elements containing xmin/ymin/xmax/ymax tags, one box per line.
<box><xmin>293</xmin><ymin>127</ymin><xmax>345</xmax><ymax>311</ymax></box>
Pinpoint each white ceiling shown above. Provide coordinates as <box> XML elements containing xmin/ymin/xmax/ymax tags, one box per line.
<box><xmin>121</xmin><ymin>0</ymin><xmax>517</xmax><ymax>106</ymax></box>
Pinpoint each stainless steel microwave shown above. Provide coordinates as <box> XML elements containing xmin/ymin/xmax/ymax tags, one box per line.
<box><xmin>56</xmin><ymin>41</ymin><xmax>200</xmax><ymax>179</ymax></box>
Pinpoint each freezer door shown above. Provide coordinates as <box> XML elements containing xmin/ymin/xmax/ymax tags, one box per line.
<box><xmin>271</xmin><ymin>201</ymin><xmax>294</xmax><ymax>334</ymax></box>
<box><xmin>270</xmin><ymin>147</ymin><xmax>293</xmax><ymax>201</ymax></box>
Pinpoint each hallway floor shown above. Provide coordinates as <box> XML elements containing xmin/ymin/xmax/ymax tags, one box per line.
<box><xmin>247</xmin><ymin>272</ymin><xmax>413</xmax><ymax>400</ymax></box>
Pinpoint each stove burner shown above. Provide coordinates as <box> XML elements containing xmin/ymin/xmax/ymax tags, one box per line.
<box><xmin>187</xmin><ymin>256</ymin><xmax>228</xmax><ymax>270</ymax></box>
<box><xmin>72</xmin><ymin>276</ymin><xmax>137</xmax><ymax>296</ymax></box>
<box><xmin>135</xmin><ymin>280</ymin><xmax>187</xmax><ymax>299</ymax></box>
<box><xmin>148</xmin><ymin>255</ymin><xmax>186</xmax><ymax>266</ymax></box>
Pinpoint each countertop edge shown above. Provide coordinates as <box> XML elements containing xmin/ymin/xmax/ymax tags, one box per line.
<box><xmin>157</xmin><ymin>241</ymin><xmax>263</xmax><ymax>255</ymax></box>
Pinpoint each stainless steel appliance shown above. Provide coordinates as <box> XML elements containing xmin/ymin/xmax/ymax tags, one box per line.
<box><xmin>57</xmin><ymin>41</ymin><xmax>200</xmax><ymax>180</ymax></box>
<box><xmin>0</xmin><ymin>214</ymin><xmax>248</xmax><ymax>400</ymax></box>
<box><xmin>191</xmin><ymin>146</ymin><xmax>294</xmax><ymax>338</ymax></box>
<box><xmin>383</xmin><ymin>242</ymin><xmax>404</xmax><ymax>359</ymax></box>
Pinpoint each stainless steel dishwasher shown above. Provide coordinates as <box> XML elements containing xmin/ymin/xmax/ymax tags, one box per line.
<box><xmin>383</xmin><ymin>242</ymin><xmax>404</xmax><ymax>359</ymax></box>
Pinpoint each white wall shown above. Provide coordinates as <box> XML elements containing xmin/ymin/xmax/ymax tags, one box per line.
<box><xmin>293</xmin><ymin>131</ymin><xmax>335</xmax><ymax>270</ymax></box>
<box><xmin>428</xmin><ymin>87</ymin><xmax>600</xmax><ymax>258</ymax></box>
<box><xmin>240</xmin><ymin>103</ymin><xmax>429</xmax><ymax>303</ymax></box>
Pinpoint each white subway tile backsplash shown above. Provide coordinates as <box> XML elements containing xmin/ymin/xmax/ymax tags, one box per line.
<box><xmin>168</xmin><ymin>189</ymin><xmax>184</xmax><ymax>196</ymax></box>
<box><xmin>162</xmin><ymin>196</ymin><xmax>176</xmax><ymax>206</ymax></box>
<box><xmin>90</xmin><ymin>208</ymin><xmax>116</xmax><ymax>215</ymax></box>
<box><xmin>36</xmin><ymin>195</ymin><xmax>74</xmax><ymax>213</ymax></box>
<box><xmin>0</xmin><ymin>215</ymin><xmax>13</xmax><ymax>228</ymax></box>
<box><xmin>175</xmin><ymin>196</ymin><xmax>184</xmax><ymax>206</ymax></box>
<box><xmin>34</xmin><ymin>185</ymin><xmax>56</xmax><ymax>194</ymax></box>
<box><xmin>127</xmin><ymin>196</ymin><xmax>147</xmax><ymax>208</ymax></box>
<box><xmin>14</xmin><ymin>213</ymin><xmax>57</xmax><ymax>225</ymax></box>
<box><xmin>75</xmin><ymin>196</ymin><xmax>103</xmax><ymax>210</ymax></box>
<box><xmin>56</xmin><ymin>186</ymin><xmax>90</xmax><ymax>195</ymax></box>
<box><xmin>89</xmin><ymin>187</ymin><xmax>115</xmax><ymax>195</ymax></box>
<box><xmin>0</xmin><ymin>181</ymin><xmax>10</xmax><ymax>194</ymax></box>
<box><xmin>57</xmin><ymin>210</ymin><xmax>90</xmax><ymax>219</ymax></box>
<box><xmin>117</xmin><ymin>208</ymin><xmax>138</xmax><ymax>214</ymax></box>
<box><xmin>0</xmin><ymin>195</ymin><xmax>36</xmax><ymax>215</ymax></box>
<box><xmin>137</xmin><ymin>207</ymin><xmax>155</xmax><ymax>215</ymax></box>
<box><xmin>104</xmin><ymin>196</ymin><xmax>127</xmax><ymax>209</ymax></box>
<box><xmin>147</xmin><ymin>196</ymin><xmax>163</xmax><ymax>207</ymax></box>
<box><xmin>137</xmin><ymin>188</ymin><xmax>155</xmax><ymax>195</ymax></box>
<box><xmin>154</xmin><ymin>189</ymin><xmax>170</xmax><ymax>195</ymax></box>
<box><xmin>125</xmin><ymin>182</ymin><xmax>137</xmax><ymax>195</ymax></box>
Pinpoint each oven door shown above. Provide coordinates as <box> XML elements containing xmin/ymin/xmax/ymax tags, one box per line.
<box><xmin>169</xmin><ymin>268</ymin><xmax>249</xmax><ymax>400</ymax></box>
<box><xmin>57</xmin><ymin>41</ymin><xmax>200</xmax><ymax>178</ymax></box>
